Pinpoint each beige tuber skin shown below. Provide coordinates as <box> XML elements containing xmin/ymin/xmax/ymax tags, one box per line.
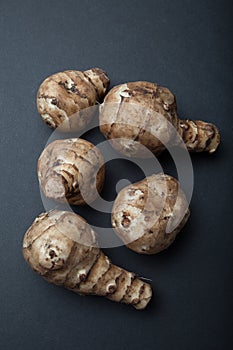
<box><xmin>22</xmin><ymin>210</ymin><xmax>152</xmax><ymax>310</ymax></box>
<box><xmin>99</xmin><ymin>81</ymin><xmax>220</xmax><ymax>157</ymax></box>
<box><xmin>112</xmin><ymin>174</ymin><xmax>190</xmax><ymax>254</ymax></box>
<box><xmin>38</xmin><ymin>138</ymin><xmax>105</xmax><ymax>205</ymax></box>
<box><xmin>37</xmin><ymin>68</ymin><xmax>109</xmax><ymax>131</ymax></box>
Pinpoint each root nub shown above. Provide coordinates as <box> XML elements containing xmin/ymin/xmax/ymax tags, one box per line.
<box><xmin>178</xmin><ymin>119</ymin><xmax>220</xmax><ymax>153</ymax></box>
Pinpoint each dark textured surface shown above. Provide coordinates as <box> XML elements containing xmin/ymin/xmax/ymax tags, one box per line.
<box><xmin>0</xmin><ymin>1</ymin><xmax>232</xmax><ymax>349</ymax></box>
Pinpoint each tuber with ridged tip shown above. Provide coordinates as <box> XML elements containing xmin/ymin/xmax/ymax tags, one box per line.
<box><xmin>99</xmin><ymin>81</ymin><xmax>220</xmax><ymax>157</ymax></box>
<box><xmin>22</xmin><ymin>210</ymin><xmax>152</xmax><ymax>310</ymax></box>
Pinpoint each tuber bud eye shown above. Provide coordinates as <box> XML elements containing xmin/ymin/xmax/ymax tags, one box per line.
<box><xmin>37</xmin><ymin>237</ymin><xmax>69</xmax><ymax>271</ymax></box>
<box><xmin>106</xmin><ymin>283</ymin><xmax>117</xmax><ymax>294</ymax></box>
<box><xmin>49</xmin><ymin>250</ymin><xmax>56</xmax><ymax>259</ymax></box>
<box><xmin>40</xmin><ymin>249</ymin><xmax>65</xmax><ymax>270</ymax></box>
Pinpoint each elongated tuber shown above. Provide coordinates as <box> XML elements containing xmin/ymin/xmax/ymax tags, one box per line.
<box><xmin>112</xmin><ymin>174</ymin><xmax>190</xmax><ymax>254</ymax></box>
<box><xmin>99</xmin><ymin>81</ymin><xmax>220</xmax><ymax>157</ymax></box>
<box><xmin>38</xmin><ymin>138</ymin><xmax>105</xmax><ymax>205</ymax></box>
<box><xmin>37</xmin><ymin>68</ymin><xmax>109</xmax><ymax>131</ymax></box>
<box><xmin>22</xmin><ymin>210</ymin><xmax>152</xmax><ymax>310</ymax></box>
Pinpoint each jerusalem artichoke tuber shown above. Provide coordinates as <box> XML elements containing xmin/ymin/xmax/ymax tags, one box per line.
<box><xmin>99</xmin><ymin>81</ymin><xmax>220</xmax><ymax>157</ymax></box>
<box><xmin>22</xmin><ymin>210</ymin><xmax>152</xmax><ymax>310</ymax></box>
<box><xmin>37</xmin><ymin>68</ymin><xmax>109</xmax><ymax>131</ymax></box>
<box><xmin>38</xmin><ymin>138</ymin><xmax>105</xmax><ymax>205</ymax></box>
<box><xmin>112</xmin><ymin>174</ymin><xmax>190</xmax><ymax>254</ymax></box>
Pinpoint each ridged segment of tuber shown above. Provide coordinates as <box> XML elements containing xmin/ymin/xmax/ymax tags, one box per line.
<box><xmin>38</xmin><ymin>138</ymin><xmax>105</xmax><ymax>205</ymax></box>
<box><xmin>99</xmin><ymin>81</ymin><xmax>220</xmax><ymax>157</ymax></box>
<box><xmin>112</xmin><ymin>174</ymin><xmax>190</xmax><ymax>254</ymax></box>
<box><xmin>22</xmin><ymin>210</ymin><xmax>152</xmax><ymax>310</ymax></box>
<box><xmin>37</xmin><ymin>68</ymin><xmax>109</xmax><ymax>131</ymax></box>
<box><xmin>178</xmin><ymin>119</ymin><xmax>219</xmax><ymax>153</ymax></box>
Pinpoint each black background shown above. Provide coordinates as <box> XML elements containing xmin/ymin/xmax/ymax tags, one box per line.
<box><xmin>0</xmin><ymin>1</ymin><xmax>232</xmax><ymax>349</ymax></box>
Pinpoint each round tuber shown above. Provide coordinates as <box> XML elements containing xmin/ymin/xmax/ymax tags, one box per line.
<box><xmin>22</xmin><ymin>210</ymin><xmax>152</xmax><ymax>310</ymax></box>
<box><xmin>38</xmin><ymin>138</ymin><xmax>105</xmax><ymax>205</ymax></box>
<box><xmin>112</xmin><ymin>174</ymin><xmax>190</xmax><ymax>254</ymax></box>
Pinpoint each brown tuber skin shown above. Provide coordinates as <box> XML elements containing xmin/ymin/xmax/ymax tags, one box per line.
<box><xmin>22</xmin><ymin>210</ymin><xmax>152</xmax><ymax>310</ymax></box>
<box><xmin>99</xmin><ymin>81</ymin><xmax>220</xmax><ymax>157</ymax></box>
<box><xmin>38</xmin><ymin>138</ymin><xmax>105</xmax><ymax>205</ymax></box>
<box><xmin>37</xmin><ymin>68</ymin><xmax>109</xmax><ymax>131</ymax></box>
<box><xmin>112</xmin><ymin>174</ymin><xmax>190</xmax><ymax>254</ymax></box>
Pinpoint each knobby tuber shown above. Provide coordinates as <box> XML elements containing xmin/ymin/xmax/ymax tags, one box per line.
<box><xmin>37</xmin><ymin>68</ymin><xmax>109</xmax><ymax>131</ymax></box>
<box><xmin>99</xmin><ymin>81</ymin><xmax>220</xmax><ymax>157</ymax></box>
<box><xmin>22</xmin><ymin>210</ymin><xmax>152</xmax><ymax>310</ymax></box>
<box><xmin>112</xmin><ymin>174</ymin><xmax>190</xmax><ymax>254</ymax></box>
<box><xmin>38</xmin><ymin>138</ymin><xmax>105</xmax><ymax>205</ymax></box>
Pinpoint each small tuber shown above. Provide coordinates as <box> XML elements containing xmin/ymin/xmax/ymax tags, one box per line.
<box><xmin>22</xmin><ymin>210</ymin><xmax>152</xmax><ymax>310</ymax></box>
<box><xmin>38</xmin><ymin>138</ymin><xmax>105</xmax><ymax>205</ymax></box>
<box><xmin>99</xmin><ymin>81</ymin><xmax>220</xmax><ymax>157</ymax></box>
<box><xmin>37</xmin><ymin>68</ymin><xmax>109</xmax><ymax>131</ymax></box>
<box><xmin>112</xmin><ymin>174</ymin><xmax>190</xmax><ymax>254</ymax></box>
